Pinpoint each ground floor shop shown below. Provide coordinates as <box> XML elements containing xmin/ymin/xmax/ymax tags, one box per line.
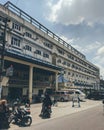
<box><xmin>0</xmin><ymin>50</ymin><xmax>61</xmax><ymax>102</ymax></box>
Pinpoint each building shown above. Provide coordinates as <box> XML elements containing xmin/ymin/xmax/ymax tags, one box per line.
<box><xmin>0</xmin><ymin>1</ymin><xmax>100</xmax><ymax>101</ymax></box>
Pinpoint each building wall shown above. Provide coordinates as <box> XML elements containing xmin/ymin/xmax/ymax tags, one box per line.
<box><xmin>0</xmin><ymin>2</ymin><xmax>100</xmax><ymax>94</ymax></box>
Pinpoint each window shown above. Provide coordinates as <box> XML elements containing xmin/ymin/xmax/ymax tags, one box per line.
<box><xmin>0</xmin><ymin>31</ymin><xmax>4</xmax><ymax>42</ymax></box>
<box><xmin>43</xmin><ymin>52</ymin><xmax>49</xmax><ymax>58</ymax></box>
<box><xmin>44</xmin><ymin>41</ymin><xmax>53</xmax><ymax>49</ymax></box>
<box><xmin>67</xmin><ymin>62</ymin><xmax>70</xmax><ymax>67</ymax></box>
<box><xmin>11</xmin><ymin>37</ymin><xmax>20</xmax><ymax>47</ymax></box>
<box><xmin>0</xmin><ymin>31</ymin><xmax>4</xmax><ymax>36</ymax></box>
<box><xmin>63</xmin><ymin>61</ymin><xmax>67</xmax><ymax>65</ymax></box>
<box><xmin>12</xmin><ymin>22</ymin><xmax>21</xmax><ymax>31</ymax></box>
<box><xmin>57</xmin><ymin>48</ymin><xmax>64</xmax><ymax>55</ymax></box>
<box><xmin>75</xmin><ymin>91</ymin><xmax>80</xmax><ymax>94</ymax></box>
<box><xmin>72</xmin><ymin>73</ymin><xmax>74</xmax><ymax>77</ymax></box>
<box><xmin>68</xmin><ymin>91</ymin><xmax>74</xmax><ymax>94</ymax></box>
<box><xmin>0</xmin><ymin>18</ymin><xmax>5</xmax><ymax>23</ymax></box>
<box><xmin>57</xmin><ymin>59</ymin><xmax>61</xmax><ymax>63</ymax></box>
<box><xmin>25</xmin><ymin>32</ymin><xmax>32</xmax><ymax>38</ymax></box>
<box><xmin>72</xmin><ymin>64</ymin><xmax>75</xmax><ymax>68</ymax></box>
<box><xmin>25</xmin><ymin>45</ymin><xmax>32</xmax><ymax>51</ymax></box>
<box><xmin>35</xmin><ymin>50</ymin><xmax>41</xmax><ymax>55</ymax></box>
<box><xmin>67</xmin><ymin>54</ymin><xmax>74</xmax><ymax>60</ymax></box>
<box><xmin>68</xmin><ymin>72</ymin><xmax>70</xmax><ymax>75</ymax></box>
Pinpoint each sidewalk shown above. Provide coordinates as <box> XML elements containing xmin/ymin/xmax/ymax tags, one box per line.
<box><xmin>9</xmin><ymin>99</ymin><xmax>102</xmax><ymax>130</ymax></box>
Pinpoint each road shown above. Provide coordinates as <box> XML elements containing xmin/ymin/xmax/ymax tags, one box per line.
<box><xmin>16</xmin><ymin>105</ymin><xmax>104</xmax><ymax>130</ymax></box>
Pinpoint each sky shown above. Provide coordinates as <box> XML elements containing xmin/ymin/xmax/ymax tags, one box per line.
<box><xmin>0</xmin><ymin>0</ymin><xmax>104</xmax><ymax>78</ymax></box>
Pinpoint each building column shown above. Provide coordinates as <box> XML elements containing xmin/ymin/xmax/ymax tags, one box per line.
<box><xmin>55</xmin><ymin>72</ymin><xmax>58</xmax><ymax>91</ymax></box>
<box><xmin>29</xmin><ymin>66</ymin><xmax>33</xmax><ymax>103</ymax></box>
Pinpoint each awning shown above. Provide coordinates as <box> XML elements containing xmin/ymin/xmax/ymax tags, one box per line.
<box><xmin>4</xmin><ymin>49</ymin><xmax>62</xmax><ymax>71</ymax></box>
<box><xmin>58</xmin><ymin>74</ymin><xmax>69</xmax><ymax>83</ymax></box>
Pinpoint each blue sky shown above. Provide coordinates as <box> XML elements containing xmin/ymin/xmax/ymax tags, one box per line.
<box><xmin>0</xmin><ymin>0</ymin><xmax>104</xmax><ymax>78</ymax></box>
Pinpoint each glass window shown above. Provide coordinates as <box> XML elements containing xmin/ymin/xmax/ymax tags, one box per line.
<box><xmin>11</xmin><ymin>37</ymin><xmax>20</xmax><ymax>47</ymax></box>
<box><xmin>57</xmin><ymin>48</ymin><xmax>64</xmax><ymax>55</ymax></box>
<box><xmin>0</xmin><ymin>31</ymin><xmax>4</xmax><ymax>36</ymax></box>
<box><xmin>44</xmin><ymin>41</ymin><xmax>53</xmax><ymax>49</ymax></box>
<box><xmin>35</xmin><ymin>50</ymin><xmax>41</xmax><ymax>55</ymax></box>
<box><xmin>68</xmin><ymin>91</ymin><xmax>74</xmax><ymax>94</ymax></box>
<box><xmin>12</xmin><ymin>22</ymin><xmax>21</xmax><ymax>31</ymax></box>
<box><xmin>57</xmin><ymin>59</ymin><xmax>61</xmax><ymax>63</ymax></box>
<box><xmin>25</xmin><ymin>45</ymin><xmax>32</xmax><ymax>51</ymax></box>
<box><xmin>63</xmin><ymin>61</ymin><xmax>67</xmax><ymax>65</ymax></box>
<box><xmin>25</xmin><ymin>32</ymin><xmax>32</xmax><ymax>38</ymax></box>
<box><xmin>75</xmin><ymin>91</ymin><xmax>80</xmax><ymax>94</ymax></box>
<box><xmin>43</xmin><ymin>53</ymin><xmax>49</xmax><ymax>58</ymax></box>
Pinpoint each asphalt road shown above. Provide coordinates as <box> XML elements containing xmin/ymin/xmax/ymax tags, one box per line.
<box><xmin>16</xmin><ymin>104</ymin><xmax>104</xmax><ymax>130</ymax></box>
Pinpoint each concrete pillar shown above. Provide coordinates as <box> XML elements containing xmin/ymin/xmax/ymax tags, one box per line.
<box><xmin>55</xmin><ymin>72</ymin><xmax>58</xmax><ymax>91</ymax></box>
<box><xmin>29</xmin><ymin>66</ymin><xmax>33</xmax><ymax>103</ymax></box>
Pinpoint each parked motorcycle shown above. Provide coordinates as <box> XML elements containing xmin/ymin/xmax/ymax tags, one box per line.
<box><xmin>8</xmin><ymin>105</ymin><xmax>32</xmax><ymax>126</ymax></box>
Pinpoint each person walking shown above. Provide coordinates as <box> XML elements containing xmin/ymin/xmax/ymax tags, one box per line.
<box><xmin>72</xmin><ymin>92</ymin><xmax>80</xmax><ymax>107</ymax></box>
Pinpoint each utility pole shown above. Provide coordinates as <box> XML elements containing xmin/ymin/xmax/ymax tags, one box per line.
<box><xmin>0</xmin><ymin>16</ymin><xmax>10</xmax><ymax>99</ymax></box>
<box><xmin>0</xmin><ymin>17</ymin><xmax>9</xmax><ymax>74</ymax></box>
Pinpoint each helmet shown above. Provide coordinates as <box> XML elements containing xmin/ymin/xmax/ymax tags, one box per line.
<box><xmin>1</xmin><ymin>99</ymin><xmax>7</xmax><ymax>105</ymax></box>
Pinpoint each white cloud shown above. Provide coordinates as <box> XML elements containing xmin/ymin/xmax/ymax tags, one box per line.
<box><xmin>47</xmin><ymin>0</ymin><xmax>104</xmax><ymax>25</ymax></box>
<box><xmin>91</xmin><ymin>44</ymin><xmax>104</xmax><ymax>77</ymax></box>
<box><xmin>97</xmin><ymin>46</ymin><xmax>104</xmax><ymax>55</ymax></box>
<box><xmin>72</xmin><ymin>41</ymin><xmax>102</xmax><ymax>54</ymax></box>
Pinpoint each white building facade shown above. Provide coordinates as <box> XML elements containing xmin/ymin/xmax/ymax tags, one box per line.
<box><xmin>0</xmin><ymin>1</ymin><xmax>100</xmax><ymax>101</ymax></box>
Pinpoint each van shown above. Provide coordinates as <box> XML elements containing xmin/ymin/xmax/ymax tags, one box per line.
<box><xmin>68</xmin><ymin>89</ymin><xmax>86</xmax><ymax>101</ymax></box>
<box><xmin>53</xmin><ymin>90</ymin><xmax>70</xmax><ymax>102</ymax></box>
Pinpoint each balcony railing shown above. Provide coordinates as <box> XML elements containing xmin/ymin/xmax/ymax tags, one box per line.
<box><xmin>3</xmin><ymin>1</ymin><xmax>85</xmax><ymax>60</ymax></box>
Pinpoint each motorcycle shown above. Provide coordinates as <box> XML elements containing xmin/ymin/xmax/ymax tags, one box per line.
<box><xmin>41</xmin><ymin>105</ymin><xmax>51</xmax><ymax>119</ymax></box>
<box><xmin>8</xmin><ymin>105</ymin><xmax>32</xmax><ymax>126</ymax></box>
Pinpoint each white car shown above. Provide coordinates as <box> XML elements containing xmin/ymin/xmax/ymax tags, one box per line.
<box><xmin>67</xmin><ymin>89</ymin><xmax>86</xmax><ymax>101</ymax></box>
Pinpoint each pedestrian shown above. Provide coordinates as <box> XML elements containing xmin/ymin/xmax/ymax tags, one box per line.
<box><xmin>0</xmin><ymin>99</ymin><xmax>10</xmax><ymax>129</ymax></box>
<box><xmin>72</xmin><ymin>93</ymin><xmax>80</xmax><ymax>107</ymax></box>
<box><xmin>53</xmin><ymin>96</ymin><xmax>58</xmax><ymax>107</ymax></box>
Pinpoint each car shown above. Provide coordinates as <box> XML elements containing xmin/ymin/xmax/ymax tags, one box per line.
<box><xmin>53</xmin><ymin>90</ymin><xmax>70</xmax><ymax>102</ymax></box>
<box><xmin>64</xmin><ymin>89</ymin><xmax>86</xmax><ymax>101</ymax></box>
<box><xmin>87</xmin><ymin>91</ymin><xmax>104</xmax><ymax>100</ymax></box>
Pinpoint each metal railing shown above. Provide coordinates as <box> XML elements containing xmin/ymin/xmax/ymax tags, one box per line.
<box><xmin>3</xmin><ymin>1</ymin><xmax>85</xmax><ymax>60</ymax></box>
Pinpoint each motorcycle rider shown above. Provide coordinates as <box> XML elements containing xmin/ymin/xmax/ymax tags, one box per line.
<box><xmin>40</xmin><ymin>93</ymin><xmax>52</xmax><ymax>117</ymax></box>
<box><xmin>12</xmin><ymin>98</ymin><xmax>20</xmax><ymax>111</ymax></box>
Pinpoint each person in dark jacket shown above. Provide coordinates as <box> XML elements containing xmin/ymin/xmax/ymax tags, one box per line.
<box><xmin>39</xmin><ymin>93</ymin><xmax>52</xmax><ymax>116</ymax></box>
<box><xmin>0</xmin><ymin>99</ymin><xmax>10</xmax><ymax>129</ymax></box>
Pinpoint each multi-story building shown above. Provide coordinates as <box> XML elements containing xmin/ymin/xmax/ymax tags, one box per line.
<box><xmin>0</xmin><ymin>1</ymin><xmax>100</xmax><ymax>101</ymax></box>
